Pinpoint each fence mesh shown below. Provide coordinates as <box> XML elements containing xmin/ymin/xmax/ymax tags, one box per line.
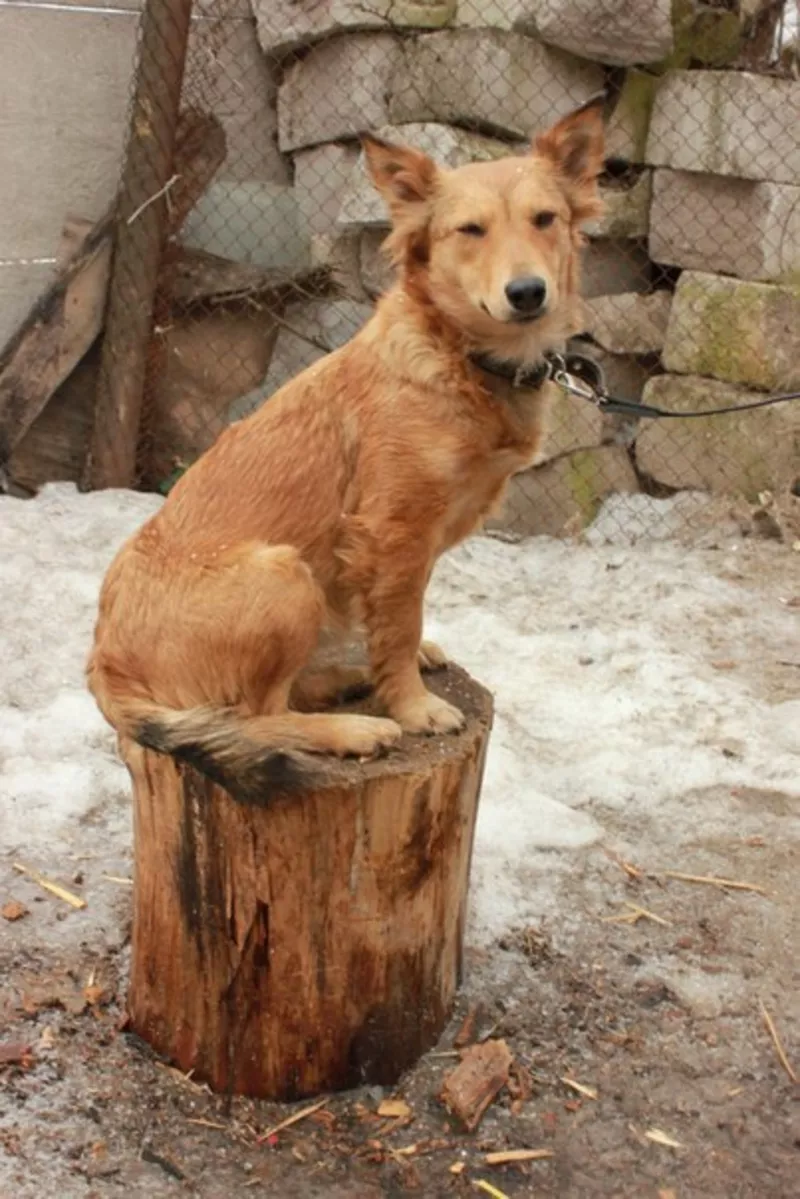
<box><xmin>106</xmin><ymin>0</ymin><xmax>799</xmax><ymax>541</ymax></box>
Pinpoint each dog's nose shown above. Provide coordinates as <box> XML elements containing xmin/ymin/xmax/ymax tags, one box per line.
<box><xmin>505</xmin><ymin>276</ymin><xmax>547</xmax><ymax>316</ymax></box>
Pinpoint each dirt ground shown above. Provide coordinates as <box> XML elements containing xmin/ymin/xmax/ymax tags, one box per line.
<box><xmin>1</xmin><ymin>837</ymin><xmax>798</xmax><ymax>1199</ymax></box>
<box><xmin>1</xmin><ymin>490</ymin><xmax>799</xmax><ymax>1198</ymax></box>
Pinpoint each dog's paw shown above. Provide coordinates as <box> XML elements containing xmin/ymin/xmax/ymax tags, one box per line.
<box><xmin>418</xmin><ymin>639</ymin><xmax>448</xmax><ymax>672</ymax></box>
<box><xmin>393</xmin><ymin>692</ymin><xmax>465</xmax><ymax>735</ymax></box>
<box><xmin>334</xmin><ymin>715</ymin><xmax>402</xmax><ymax>757</ymax></box>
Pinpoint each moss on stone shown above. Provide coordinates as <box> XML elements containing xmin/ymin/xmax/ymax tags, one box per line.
<box><xmin>656</xmin><ymin>0</ymin><xmax>744</xmax><ymax>71</ymax></box>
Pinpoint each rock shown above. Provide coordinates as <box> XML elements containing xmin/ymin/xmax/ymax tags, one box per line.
<box><xmin>456</xmin><ymin>0</ymin><xmax>525</xmax><ymax>29</ymax></box>
<box><xmin>309</xmin><ymin>231</ymin><xmax>366</xmax><ymax>300</ymax></box>
<box><xmin>256</xmin><ymin>0</ymin><xmax>457</xmax><ymax>57</ymax></box>
<box><xmin>635</xmin><ymin>374</ymin><xmax>800</xmax><ymax>496</ymax></box>
<box><xmin>294</xmin><ymin>143</ymin><xmax>361</xmax><ymax>237</ymax></box>
<box><xmin>493</xmin><ymin>446</ymin><xmax>639</xmax><ymax>538</ymax></box>
<box><xmin>535</xmin><ymin>388</ymin><xmax>605</xmax><ymax>465</ymax></box>
<box><xmin>605</xmin><ymin>70</ymin><xmax>659</xmax><ymax>165</ymax></box>
<box><xmin>252</xmin><ymin>299</ymin><xmax>374</xmax><ymax>414</ymax></box>
<box><xmin>338</xmin><ymin>123</ymin><xmax>516</xmax><ymax>230</ymax></box>
<box><xmin>663</xmin><ymin>272</ymin><xmax>800</xmax><ymax>391</ymax></box>
<box><xmin>278</xmin><ymin>34</ymin><xmax>403</xmax><ymax>152</ymax></box>
<box><xmin>668</xmin><ymin>0</ymin><xmax>746</xmax><ymax>70</ymax></box>
<box><xmin>581</xmin><ymin>239</ymin><xmax>652</xmax><ymax>298</ymax></box>
<box><xmin>182</xmin><ymin>182</ymin><xmax>310</xmax><ymax>272</ymax></box>
<box><xmin>586</xmin><ymin>173</ymin><xmax>652</xmax><ymax>239</ymax></box>
<box><xmin>209</xmin><ymin>20</ymin><xmax>288</xmax><ymax>184</ymax></box>
<box><xmin>516</xmin><ymin>0</ymin><xmax>673</xmax><ymax>67</ymax></box>
<box><xmin>646</xmin><ymin>70</ymin><xmax>800</xmax><ymax>185</ymax></box>
<box><xmin>649</xmin><ymin>169</ymin><xmax>800</xmax><ymax>282</ymax></box>
<box><xmin>388</xmin><ymin>30</ymin><xmax>604</xmax><ymax>139</ymax></box>
<box><xmin>583</xmin><ymin>291</ymin><xmax>671</xmax><ymax>354</ymax></box>
<box><xmin>359</xmin><ymin>229</ymin><xmax>395</xmax><ymax>297</ymax></box>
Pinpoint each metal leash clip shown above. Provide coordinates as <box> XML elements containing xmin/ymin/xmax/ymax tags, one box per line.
<box><xmin>550</xmin><ymin>352</ymin><xmax>608</xmax><ymax>407</ymax></box>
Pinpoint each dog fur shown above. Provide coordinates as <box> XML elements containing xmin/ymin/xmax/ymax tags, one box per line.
<box><xmin>86</xmin><ymin>97</ymin><xmax>606</xmax><ymax>800</ymax></box>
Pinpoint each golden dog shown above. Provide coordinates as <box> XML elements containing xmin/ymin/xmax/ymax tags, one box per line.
<box><xmin>87</xmin><ymin>96</ymin><xmax>606</xmax><ymax>798</ymax></box>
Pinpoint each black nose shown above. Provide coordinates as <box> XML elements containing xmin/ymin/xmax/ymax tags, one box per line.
<box><xmin>505</xmin><ymin>276</ymin><xmax>547</xmax><ymax>316</ymax></box>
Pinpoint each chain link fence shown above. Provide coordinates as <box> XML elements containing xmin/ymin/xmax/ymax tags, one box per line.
<box><xmin>93</xmin><ymin>0</ymin><xmax>799</xmax><ymax>542</ymax></box>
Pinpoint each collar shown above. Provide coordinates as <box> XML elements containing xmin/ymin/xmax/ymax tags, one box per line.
<box><xmin>469</xmin><ymin>350</ymin><xmax>559</xmax><ymax>391</ymax></box>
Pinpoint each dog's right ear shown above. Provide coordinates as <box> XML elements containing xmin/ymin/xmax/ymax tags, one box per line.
<box><xmin>361</xmin><ymin>134</ymin><xmax>439</xmax><ymax>219</ymax></box>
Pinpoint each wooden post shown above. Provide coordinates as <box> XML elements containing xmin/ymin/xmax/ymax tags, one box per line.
<box><xmin>84</xmin><ymin>0</ymin><xmax>193</xmax><ymax>490</ymax></box>
<box><xmin>125</xmin><ymin>666</ymin><xmax>493</xmax><ymax>1100</ymax></box>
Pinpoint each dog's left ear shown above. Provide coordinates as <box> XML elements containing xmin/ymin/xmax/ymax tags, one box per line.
<box><xmin>534</xmin><ymin>93</ymin><xmax>606</xmax><ymax>220</ymax></box>
<box><xmin>361</xmin><ymin>134</ymin><xmax>439</xmax><ymax>218</ymax></box>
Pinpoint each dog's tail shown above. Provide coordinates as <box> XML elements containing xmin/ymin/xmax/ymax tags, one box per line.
<box><xmin>131</xmin><ymin>703</ymin><xmax>319</xmax><ymax>803</ymax></box>
<box><xmin>88</xmin><ymin>660</ymin><xmax>318</xmax><ymax>802</ymax></box>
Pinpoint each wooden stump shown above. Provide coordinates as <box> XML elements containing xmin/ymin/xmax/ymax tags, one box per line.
<box><xmin>125</xmin><ymin>665</ymin><xmax>493</xmax><ymax>1100</ymax></box>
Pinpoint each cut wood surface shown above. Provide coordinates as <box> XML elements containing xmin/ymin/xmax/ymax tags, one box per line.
<box><xmin>126</xmin><ymin>665</ymin><xmax>493</xmax><ymax>1100</ymax></box>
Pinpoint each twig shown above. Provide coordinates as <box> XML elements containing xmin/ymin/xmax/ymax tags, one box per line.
<box><xmin>602</xmin><ymin>903</ymin><xmax>671</xmax><ymax>927</ymax></box>
<box><xmin>759</xmin><ymin>1000</ymin><xmax>798</xmax><ymax>1083</ymax></box>
<box><xmin>561</xmin><ymin>1077</ymin><xmax>598</xmax><ymax>1100</ymax></box>
<box><xmin>102</xmin><ymin>874</ymin><xmax>134</xmax><ymax>886</ymax></box>
<box><xmin>485</xmin><ymin>1148</ymin><xmax>554</xmax><ymax>1164</ymax></box>
<box><xmin>126</xmin><ymin>174</ymin><xmax>181</xmax><ymax>226</ymax></box>
<box><xmin>662</xmin><ymin>870</ymin><xmax>767</xmax><ymax>895</ymax></box>
<box><xmin>474</xmin><ymin>1181</ymin><xmax>511</xmax><ymax>1199</ymax></box>
<box><xmin>257</xmin><ymin>1098</ymin><xmax>329</xmax><ymax>1142</ymax></box>
<box><xmin>644</xmin><ymin>1128</ymin><xmax>682</xmax><ymax>1149</ymax></box>
<box><xmin>186</xmin><ymin>1117</ymin><xmax>228</xmax><ymax>1130</ymax></box>
<box><xmin>603</xmin><ymin>847</ymin><xmax>643</xmax><ymax>879</ymax></box>
<box><xmin>12</xmin><ymin>862</ymin><xmax>86</xmax><ymax>909</ymax></box>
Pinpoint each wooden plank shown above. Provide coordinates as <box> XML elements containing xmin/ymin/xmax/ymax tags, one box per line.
<box><xmin>0</xmin><ymin>214</ymin><xmax>112</xmax><ymax>470</ymax></box>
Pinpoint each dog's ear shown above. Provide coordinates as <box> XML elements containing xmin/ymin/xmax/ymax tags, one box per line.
<box><xmin>361</xmin><ymin>134</ymin><xmax>439</xmax><ymax>217</ymax></box>
<box><xmin>533</xmin><ymin>94</ymin><xmax>606</xmax><ymax>221</ymax></box>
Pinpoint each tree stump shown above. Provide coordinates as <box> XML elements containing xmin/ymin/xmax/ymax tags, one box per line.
<box><xmin>125</xmin><ymin>665</ymin><xmax>493</xmax><ymax>1100</ymax></box>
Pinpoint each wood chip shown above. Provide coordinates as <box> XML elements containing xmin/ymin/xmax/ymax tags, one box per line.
<box><xmin>661</xmin><ymin>870</ymin><xmax>767</xmax><ymax>895</ymax></box>
<box><xmin>474</xmin><ymin>1181</ymin><xmax>511</xmax><ymax>1199</ymax></box>
<box><xmin>759</xmin><ymin>1000</ymin><xmax>798</xmax><ymax>1084</ymax></box>
<box><xmin>102</xmin><ymin>874</ymin><xmax>134</xmax><ymax>886</ymax></box>
<box><xmin>440</xmin><ymin>1039</ymin><xmax>513</xmax><ymax>1132</ymax></box>
<box><xmin>257</xmin><ymin>1098</ymin><xmax>329</xmax><ymax>1142</ymax></box>
<box><xmin>453</xmin><ymin>1003</ymin><xmax>480</xmax><ymax>1049</ymax></box>
<box><xmin>377</xmin><ymin>1098</ymin><xmax>412</xmax><ymax>1119</ymax></box>
<box><xmin>12</xmin><ymin>862</ymin><xmax>87</xmax><ymax>909</ymax></box>
<box><xmin>1</xmin><ymin>900</ymin><xmax>28</xmax><ymax>921</ymax></box>
<box><xmin>561</xmin><ymin>1077</ymin><xmax>598</xmax><ymax>1101</ymax></box>
<box><xmin>485</xmin><ymin>1148</ymin><xmax>554</xmax><ymax>1165</ymax></box>
<box><xmin>644</xmin><ymin>1128</ymin><xmax>683</xmax><ymax>1149</ymax></box>
<box><xmin>449</xmin><ymin>1161</ymin><xmax>465</xmax><ymax>1175</ymax></box>
<box><xmin>0</xmin><ymin>1042</ymin><xmax>34</xmax><ymax>1068</ymax></box>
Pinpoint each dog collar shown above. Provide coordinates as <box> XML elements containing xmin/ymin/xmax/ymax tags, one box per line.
<box><xmin>470</xmin><ymin>347</ymin><xmax>605</xmax><ymax>395</ymax></box>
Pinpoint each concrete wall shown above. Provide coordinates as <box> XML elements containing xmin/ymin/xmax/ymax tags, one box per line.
<box><xmin>0</xmin><ymin>0</ymin><xmax>141</xmax><ymax>345</ymax></box>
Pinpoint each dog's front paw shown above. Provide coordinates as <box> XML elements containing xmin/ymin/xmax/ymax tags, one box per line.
<box><xmin>393</xmin><ymin>691</ymin><xmax>465</xmax><ymax>735</ymax></box>
<box><xmin>418</xmin><ymin>639</ymin><xmax>448</xmax><ymax>672</ymax></box>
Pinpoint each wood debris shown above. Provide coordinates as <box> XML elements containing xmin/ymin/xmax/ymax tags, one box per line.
<box><xmin>257</xmin><ymin>1098</ymin><xmax>329</xmax><ymax>1142</ymax></box>
<box><xmin>644</xmin><ymin>1128</ymin><xmax>683</xmax><ymax>1149</ymax></box>
<box><xmin>603</xmin><ymin>902</ymin><xmax>672</xmax><ymax>927</ymax></box>
<box><xmin>561</xmin><ymin>1077</ymin><xmax>598</xmax><ymax>1101</ymax></box>
<box><xmin>0</xmin><ymin>1042</ymin><xmax>34</xmax><ymax>1069</ymax></box>
<box><xmin>661</xmin><ymin>869</ymin><xmax>767</xmax><ymax>895</ymax></box>
<box><xmin>453</xmin><ymin>1003</ymin><xmax>480</xmax><ymax>1048</ymax></box>
<box><xmin>484</xmin><ymin>1148</ymin><xmax>554</xmax><ymax>1165</ymax></box>
<box><xmin>449</xmin><ymin>1161</ymin><xmax>465</xmax><ymax>1175</ymax></box>
<box><xmin>603</xmin><ymin>847</ymin><xmax>643</xmax><ymax>880</ymax></box>
<box><xmin>12</xmin><ymin>862</ymin><xmax>87</xmax><ymax>909</ymax></box>
<box><xmin>440</xmin><ymin>1038</ymin><xmax>513</xmax><ymax>1132</ymax></box>
<box><xmin>1</xmin><ymin>900</ymin><xmax>28</xmax><ymax>921</ymax></box>
<box><xmin>759</xmin><ymin>999</ymin><xmax>797</xmax><ymax>1084</ymax></box>
<box><xmin>474</xmin><ymin>1181</ymin><xmax>511</xmax><ymax>1199</ymax></box>
<box><xmin>377</xmin><ymin>1098</ymin><xmax>412</xmax><ymax>1120</ymax></box>
<box><xmin>186</xmin><ymin>1118</ymin><xmax>227</xmax><ymax>1130</ymax></box>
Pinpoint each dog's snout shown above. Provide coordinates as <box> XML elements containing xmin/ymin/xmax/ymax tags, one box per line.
<box><xmin>504</xmin><ymin>276</ymin><xmax>547</xmax><ymax>317</ymax></box>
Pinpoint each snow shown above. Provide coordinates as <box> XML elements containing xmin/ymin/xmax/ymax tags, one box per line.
<box><xmin>1</xmin><ymin>483</ymin><xmax>798</xmax><ymax>950</ymax></box>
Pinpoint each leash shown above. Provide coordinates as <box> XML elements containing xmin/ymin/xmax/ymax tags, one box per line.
<box><xmin>471</xmin><ymin>349</ymin><xmax>800</xmax><ymax>418</ymax></box>
<box><xmin>548</xmin><ymin>351</ymin><xmax>800</xmax><ymax>420</ymax></box>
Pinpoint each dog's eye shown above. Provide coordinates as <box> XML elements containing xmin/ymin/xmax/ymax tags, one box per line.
<box><xmin>532</xmin><ymin>211</ymin><xmax>556</xmax><ymax>230</ymax></box>
<box><xmin>457</xmin><ymin>223</ymin><xmax>487</xmax><ymax>237</ymax></box>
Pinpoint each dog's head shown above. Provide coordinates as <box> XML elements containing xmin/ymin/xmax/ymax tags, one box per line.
<box><xmin>362</xmin><ymin>96</ymin><xmax>606</xmax><ymax>360</ymax></box>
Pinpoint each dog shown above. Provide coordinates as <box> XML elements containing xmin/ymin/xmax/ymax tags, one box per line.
<box><xmin>87</xmin><ymin>95</ymin><xmax>606</xmax><ymax>800</ymax></box>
